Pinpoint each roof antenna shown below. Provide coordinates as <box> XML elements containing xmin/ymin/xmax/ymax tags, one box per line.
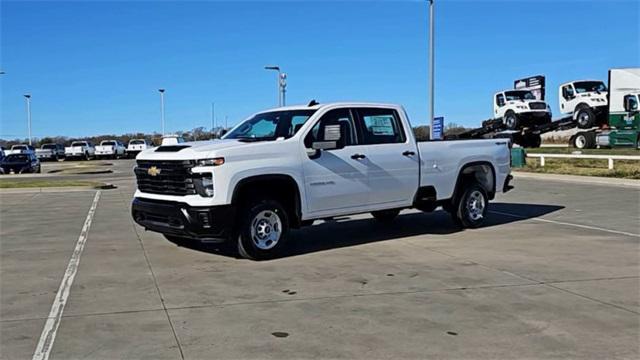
<box><xmin>308</xmin><ymin>99</ymin><xmax>319</xmax><ymax>107</ymax></box>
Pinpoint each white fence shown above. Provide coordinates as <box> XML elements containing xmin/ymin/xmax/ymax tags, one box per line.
<box><xmin>526</xmin><ymin>153</ymin><xmax>640</xmax><ymax>170</ymax></box>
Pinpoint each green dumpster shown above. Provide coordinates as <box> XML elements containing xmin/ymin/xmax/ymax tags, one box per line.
<box><xmin>510</xmin><ymin>148</ymin><xmax>526</xmax><ymax>168</ymax></box>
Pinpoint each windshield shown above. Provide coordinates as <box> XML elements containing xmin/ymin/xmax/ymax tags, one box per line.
<box><xmin>42</xmin><ymin>144</ymin><xmax>57</xmax><ymax>149</ymax></box>
<box><xmin>574</xmin><ymin>81</ymin><xmax>607</xmax><ymax>93</ymax></box>
<box><xmin>12</xmin><ymin>145</ymin><xmax>28</xmax><ymax>150</ymax></box>
<box><xmin>5</xmin><ymin>154</ymin><xmax>29</xmax><ymax>162</ymax></box>
<box><xmin>130</xmin><ymin>140</ymin><xmax>145</xmax><ymax>145</ymax></box>
<box><xmin>71</xmin><ymin>142</ymin><xmax>87</xmax><ymax>146</ymax></box>
<box><xmin>102</xmin><ymin>141</ymin><xmax>116</xmax><ymax>146</ymax></box>
<box><xmin>224</xmin><ymin>110</ymin><xmax>317</xmax><ymax>141</ymax></box>
<box><xmin>504</xmin><ymin>90</ymin><xmax>536</xmax><ymax>101</ymax></box>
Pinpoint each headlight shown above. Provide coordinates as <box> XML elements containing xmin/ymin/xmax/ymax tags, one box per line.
<box><xmin>197</xmin><ymin>157</ymin><xmax>225</xmax><ymax>167</ymax></box>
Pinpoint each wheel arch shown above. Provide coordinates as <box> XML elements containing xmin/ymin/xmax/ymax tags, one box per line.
<box><xmin>451</xmin><ymin>161</ymin><xmax>497</xmax><ymax>202</ymax></box>
<box><xmin>231</xmin><ymin>174</ymin><xmax>303</xmax><ymax>228</ymax></box>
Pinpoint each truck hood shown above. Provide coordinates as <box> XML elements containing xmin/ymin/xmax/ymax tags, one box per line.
<box><xmin>137</xmin><ymin>139</ymin><xmax>255</xmax><ymax>160</ymax></box>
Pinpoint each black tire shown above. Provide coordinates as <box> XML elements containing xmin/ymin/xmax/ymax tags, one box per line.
<box><xmin>237</xmin><ymin>199</ymin><xmax>290</xmax><ymax>260</ymax></box>
<box><xmin>371</xmin><ymin>209</ymin><xmax>400</xmax><ymax>223</ymax></box>
<box><xmin>575</xmin><ymin>106</ymin><xmax>596</xmax><ymax>129</ymax></box>
<box><xmin>503</xmin><ymin>111</ymin><xmax>520</xmax><ymax>130</ymax></box>
<box><xmin>636</xmin><ymin>135</ymin><xmax>640</xmax><ymax>150</ymax></box>
<box><xmin>37</xmin><ymin>165</ymin><xmax>41</xmax><ymax>173</ymax></box>
<box><xmin>451</xmin><ymin>183</ymin><xmax>489</xmax><ymax>228</ymax></box>
<box><xmin>84</xmin><ymin>152</ymin><xmax>90</xmax><ymax>161</ymax></box>
<box><xmin>572</xmin><ymin>132</ymin><xmax>596</xmax><ymax>149</ymax></box>
<box><xmin>522</xmin><ymin>134</ymin><xmax>541</xmax><ymax>148</ymax></box>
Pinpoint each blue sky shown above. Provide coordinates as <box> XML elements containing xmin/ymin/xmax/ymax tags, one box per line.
<box><xmin>1</xmin><ymin>0</ymin><xmax>638</xmax><ymax>139</ymax></box>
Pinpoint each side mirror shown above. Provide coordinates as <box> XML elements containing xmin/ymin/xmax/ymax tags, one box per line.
<box><xmin>312</xmin><ymin>124</ymin><xmax>345</xmax><ymax>151</ymax></box>
<box><xmin>623</xmin><ymin>95</ymin><xmax>637</xmax><ymax>112</ymax></box>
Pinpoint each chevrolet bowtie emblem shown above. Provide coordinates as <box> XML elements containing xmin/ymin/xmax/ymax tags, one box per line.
<box><xmin>147</xmin><ymin>166</ymin><xmax>161</xmax><ymax>176</ymax></box>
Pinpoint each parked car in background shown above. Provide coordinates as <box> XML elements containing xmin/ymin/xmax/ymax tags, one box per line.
<box><xmin>161</xmin><ymin>134</ymin><xmax>186</xmax><ymax>145</ymax></box>
<box><xmin>36</xmin><ymin>143</ymin><xmax>66</xmax><ymax>161</ymax></box>
<box><xmin>0</xmin><ymin>152</ymin><xmax>41</xmax><ymax>174</ymax></box>
<box><xmin>95</xmin><ymin>140</ymin><xmax>126</xmax><ymax>159</ymax></box>
<box><xmin>65</xmin><ymin>141</ymin><xmax>95</xmax><ymax>160</ymax></box>
<box><xmin>6</xmin><ymin>144</ymin><xmax>36</xmax><ymax>156</ymax></box>
<box><xmin>126</xmin><ymin>139</ymin><xmax>154</xmax><ymax>158</ymax></box>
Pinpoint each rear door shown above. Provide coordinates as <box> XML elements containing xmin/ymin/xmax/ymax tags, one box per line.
<box><xmin>353</xmin><ymin>107</ymin><xmax>419</xmax><ymax>208</ymax></box>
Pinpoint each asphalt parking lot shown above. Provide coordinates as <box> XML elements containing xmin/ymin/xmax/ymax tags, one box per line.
<box><xmin>1</xmin><ymin>162</ymin><xmax>639</xmax><ymax>359</ymax></box>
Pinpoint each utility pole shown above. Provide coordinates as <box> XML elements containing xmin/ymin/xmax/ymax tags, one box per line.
<box><xmin>225</xmin><ymin>115</ymin><xmax>228</xmax><ymax>130</ymax></box>
<box><xmin>428</xmin><ymin>0</ymin><xmax>435</xmax><ymax>139</ymax></box>
<box><xmin>158</xmin><ymin>89</ymin><xmax>166</xmax><ymax>135</ymax></box>
<box><xmin>24</xmin><ymin>94</ymin><xmax>32</xmax><ymax>145</ymax></box>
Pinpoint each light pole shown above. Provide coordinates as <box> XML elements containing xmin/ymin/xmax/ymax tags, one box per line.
<box><xmin>428</xmin><ymin>0</ymin><xmax>435</xmax><ymax>139</ymax></box>
<box><xmin>158</xmin><ymin>89</ymin><xmax>165</xmax><ymax>135</ymax></box>
<box><xmin>280</xmin><ymin>73</ymin><xmax>287</xmax><ymax>106</ymax></box>
<box><xmin>211</xmin><ymin>102</ymin><xmax>216</xmax><ymax>139</ymax></box>
<box><xmin>265</xmin><ymin>65</ymin><xmax>285</xmax><ymax>107</ymax></box>
<box><xmin>24</xmin><ymin>94</ymin><xmax>32</xmax><ymax>145</ymax></box>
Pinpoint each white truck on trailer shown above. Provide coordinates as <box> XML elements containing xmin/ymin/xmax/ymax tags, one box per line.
<box><xmin>559</xmin><ymin>79</ymin><xmax>609</xmax><ymax>129</ymax></box>
<box><xmin>493</xmin><ymin>89</ymin><xmax>552</xmax><ymax>130</ymax></box>
<box><xmin>131</xmin><ymin>102</ymin><xmax>513</xmax><ymax>260</ymax></box>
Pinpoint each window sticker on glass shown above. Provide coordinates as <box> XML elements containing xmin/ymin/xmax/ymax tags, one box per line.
<box><xmin>365</xmin><ymin>116</ymin><xmax>395</xmax><ymax>135</ymax></box>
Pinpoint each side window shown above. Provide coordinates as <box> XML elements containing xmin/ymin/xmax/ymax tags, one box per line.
<box><xmin>356</xmin><ymin>108</ymin><xmax>406</xmax><ymax>145</ymax></box>
<box><xmin>290</xmin><ymin>115</ymin><xmax>311</xmax><ymax>136</ymax></box>
<box><xmin>304</xmin><ymin>108</ymin><xmax>357</xmax><ymax>148</ymax></box>
<box><xmin>496</xmin><ymin>94</ymin><xmax>505</xmax><ymax>107</ymax></box>
<box><xmin>624</xmin><ymin>95</ymin><xmax>638</xmax><ymax>111</ymax></box>
<box><xmin>562</xmin><ymin>85</ymin><xmax>575</xmax><ymax>100</ymax></box>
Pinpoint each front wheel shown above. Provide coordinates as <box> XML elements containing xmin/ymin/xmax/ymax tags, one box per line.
<box><xmin>237</xmin><ymin>199</ymin><xmax>290</xmax><ymax>260</ymax></box>
<box><xmin>576</xmin><ymin>107</ymin><xmax>596</xmax><ymax>129</ymax></box>
<box><xmin>503</xmin><ymin>112</ymin><xmax>520</xmax><ymax>130</ymax></box>
<box><xmin>451</xmin><ymin>183</ymin><xmax>489</xmax><ymax>228</ymax></box>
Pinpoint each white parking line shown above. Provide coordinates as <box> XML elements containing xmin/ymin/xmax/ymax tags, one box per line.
<box><xmin>32</xmin><ymin>191</ymin><xmax>101</xmax><ymax>360</ymax></box>
<box><xmin>490</xmin><ymin>210</ymin><xmax>640</xmax><ymax>238</ymax></box>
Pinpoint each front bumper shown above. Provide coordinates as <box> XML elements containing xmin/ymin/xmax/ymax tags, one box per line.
<box><xmin>517</xmin><ymin>112</ymin><xmax>551</xmax><ymax>126</ymax></box>
<box><xmin>131</xmin><ymin>197</ymin><xmax>235</xmax><ymax>242</ymax></box>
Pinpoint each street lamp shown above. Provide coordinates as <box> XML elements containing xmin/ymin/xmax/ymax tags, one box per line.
<box><xmin>24</xmin><ymin>94</ymin><xmax>32</xmax><ymax>145</ymax></box>
<box><xmin>158</xmin><ymin>89</ymin><xmax>165</xmax><ymax>135</ymax></box>
<box><xmin>427</xmin><ymin>0</ymin><xmax>435</xmax><ymax>139</ymax></box>
<box><xmin>265</xmin><ymin>65</ymin><xmax>286</xmax><ymax>107</ymax></box>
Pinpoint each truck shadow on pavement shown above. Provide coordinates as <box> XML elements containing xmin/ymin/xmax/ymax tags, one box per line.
<box><xmin>167</xmin><ymin>202</ymin><xmax>564</xmax><ymax>260</ymax></box>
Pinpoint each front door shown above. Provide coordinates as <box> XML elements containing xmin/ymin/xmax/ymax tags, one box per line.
<box><xmin>301</xmin><ymin>108</ymin><xmax>371</xmax><ymax>215</ymax></box>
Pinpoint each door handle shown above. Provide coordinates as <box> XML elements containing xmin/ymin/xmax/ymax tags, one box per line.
<box><xmin>351</xmin><ymin>154</ymin><xmax>366</xmax><ymax>160</ymax></box>
<box><xmin>402</xmin><ymin>151</ymin><xmax>416</xmax><ymax>156</ymax></box>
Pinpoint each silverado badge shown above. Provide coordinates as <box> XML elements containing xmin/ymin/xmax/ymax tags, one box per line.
<box><xmin>147</xmin><ymin>166</ymin><xmax>161</xmax><ymax>176</ymax></box>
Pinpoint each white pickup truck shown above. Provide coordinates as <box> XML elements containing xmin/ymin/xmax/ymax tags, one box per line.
<box><xmin>65</xmin><ymin>141</ymin><xmax>95</xmax><ymax>160</ymax></box>
<box><xmin>132</xmin><ymin>102</ymin><xmax>513</xmax><ymax>260</ymax></box>
<box><xmin>95</xmin><ymin>140</ymin><xmax>126</xmax><ymax>159</ymax></box>
<box><xmin>6</xmin><ymin>144</ymin><xmax>36</xmax><ymax>156</ymax></box>
<box><xmin>126</xmin><ymin>139</ymin><xmax>154</xmax><ymax>158</ymax></box>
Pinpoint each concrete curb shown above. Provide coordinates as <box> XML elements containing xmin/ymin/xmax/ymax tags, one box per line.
<box><xmin>513</xmin><ymin>171</ymin><xmax>640</xmax><ymax>188</ymax></box>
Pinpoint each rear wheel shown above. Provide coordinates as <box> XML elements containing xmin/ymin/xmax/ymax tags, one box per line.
<box><xmin>572</xmin><ymin>132</ymin><xmax>596</xmax><ymax>149</ymax></box>
<box><xmin>503</xmin><ymin>111</ymin><xmax>520</xmax><ymax>130</ymax></box>
<box><xmin>451</xmin><ymin>183</ymin><xmax>489</xmax><ymax>228</ymax></box>
<box><xmin>237</xmin><ymin>199</ymin><xmax>290</xmax><ymax>260</ymax></box>
<box><xmin>576</xmin><ymin>106</ymin><xmax>596</xmax><ymax>129</ymax></box>
<box><xmin>371</xmin><ymin>209</ymin><xmax>400</xmax><ymax>223</ymax></box>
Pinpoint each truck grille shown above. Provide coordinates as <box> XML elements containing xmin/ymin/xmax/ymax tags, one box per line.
<box><xmin>135</xmin><ymin>160</ymin><xmax>196</xmax><ymax>196</ymax></box>
<box><xmin>529</xmin><ymin>102</ymin><xmax>547</xmax><ymax>110</ymax></box>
